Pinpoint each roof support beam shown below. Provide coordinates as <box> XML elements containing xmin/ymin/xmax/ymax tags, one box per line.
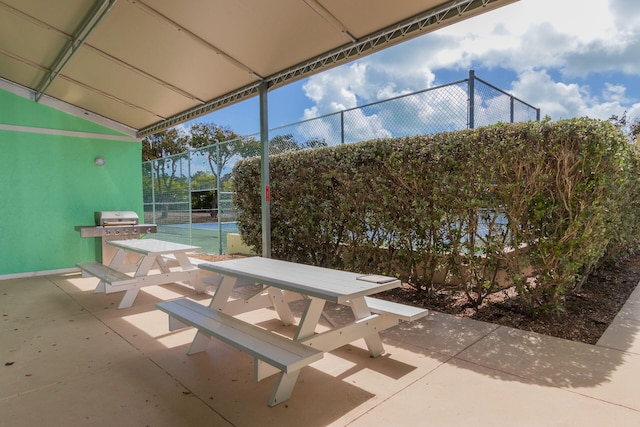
<box><xmin>35</xmin><ymin>0</ymin><xmax>118</xmax><ymax>102</ymax></box>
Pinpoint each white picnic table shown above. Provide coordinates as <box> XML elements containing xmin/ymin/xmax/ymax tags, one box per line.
<box><xmin>78</xmin><ymin>238</ymin><xmax>208</xmax><ymax>309</ymax></box>
<box><xmin>157</xmin><ymin>256</ymin><xmax>428</xmax><ymax>406</ymax></box>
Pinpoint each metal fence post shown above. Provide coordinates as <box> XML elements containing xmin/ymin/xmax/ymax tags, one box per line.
<box><xmin>341</xmin><ymin>110</ymin><xmax>345</xmax><ymax>144</ymax></box>
<box><xmin>510</xmin><ymin>96</ymin><xmax>514</xmax><ymax>123</ymax></box>
<box><xmin>187</xmin><ymin>149</ymin><xmax>192</xmax><ymax>243</ymax></box>
<box><xmin>468</xmin><ymin>69</ymin><xmax>475</xmax><ymax>129</ymax></box>
<box><xmin>151</xmin><ymin>162</ymin><xmax>156</xmax><ymax>224</ymax></box>
<box><xmin>216</xmin><ymin>141</ymin><xmax>222</xmax><ymax>254</ymax></box>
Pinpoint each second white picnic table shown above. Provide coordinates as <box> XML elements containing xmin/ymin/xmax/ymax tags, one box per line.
<box><xmin>94</xmin><ymin>238</ymin><xmax>207</xmax><ymax>309</ymax></box>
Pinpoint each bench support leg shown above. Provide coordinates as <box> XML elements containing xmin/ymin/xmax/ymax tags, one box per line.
<box><xmin>187</xmin><ymin>331</ymin><xmax>211</xmax><ymax>355</ymax></box>
<box><xmin>268</xmin><ymin>371</ymin><xmax>300</xmax><ymax>407</ymax></box>
<box><xmin>94</xmin><ymin>280</ymin><xmax>106</xmax><ymax>294</ymax></box>
<box><xmin>118</xmin><ymin>288</ymin><xmax>140</xmax><ymax>310</ymax></box>
<box><xmin>255</xmin><ymin>359</ymin><xmax>280</xmax><ymax>381</ymax></box>
<box><xmin>168</xmin><ymin>316</ymin><xmax>189</xmax><ymax>331</ymax></box>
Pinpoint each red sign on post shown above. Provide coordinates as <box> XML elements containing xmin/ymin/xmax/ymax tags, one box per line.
<box><xmin>265</xmin><ymin>185</ymin><xmax>270</xmax><ymax>203</ymax></box>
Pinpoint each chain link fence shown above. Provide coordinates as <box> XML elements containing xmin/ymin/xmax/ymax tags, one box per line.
<box><xmin>143</xmin><ymin>70</ymin><xmax>539</xmax><ymax>254</ymax></box>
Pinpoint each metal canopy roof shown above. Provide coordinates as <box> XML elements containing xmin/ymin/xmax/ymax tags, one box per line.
<box><xmin>0</xmin><ymin>0</ymin><xmax>517</xmax><ymax>138</ymax></box>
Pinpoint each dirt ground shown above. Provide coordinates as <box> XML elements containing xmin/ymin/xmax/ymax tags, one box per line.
<box><xmin>190</xmin><ymin>252</ymin><xmax>640</xmax><ymax>345</ymax></box>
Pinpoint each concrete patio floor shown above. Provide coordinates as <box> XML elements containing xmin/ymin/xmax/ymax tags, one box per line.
<box><xmin>1</xmin><ymin>271</ymin><xmax>639</xmax><ymax>426</ymax></box>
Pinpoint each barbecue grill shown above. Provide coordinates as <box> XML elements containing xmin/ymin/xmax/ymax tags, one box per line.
<box><xmin>78</xmin><ymin>211</ymin><xmax>157</xmax><ymax>264</ymax></box>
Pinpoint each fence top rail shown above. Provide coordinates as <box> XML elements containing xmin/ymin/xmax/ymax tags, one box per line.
<box><xmin>474</xmin><ymin>75</ymin><xmax>539</xmax><ymax>111</ymax></box>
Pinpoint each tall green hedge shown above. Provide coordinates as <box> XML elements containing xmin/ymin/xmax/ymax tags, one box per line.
<box><xmin>233</xmin><ymin>118</ymin><xmax>640</xmax><ymax>313</ymax></box>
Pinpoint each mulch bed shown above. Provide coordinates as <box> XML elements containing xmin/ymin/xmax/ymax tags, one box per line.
<box><xmin>378</xmin><ymin>253</ymin><xmax>640</xmax><ymax>344</ymax></box>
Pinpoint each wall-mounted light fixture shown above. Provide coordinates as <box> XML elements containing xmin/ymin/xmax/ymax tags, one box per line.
<box><xmin>95</xmin><ymin>156</ymin><xmax>105</xmax><ymax>166</ymax></box>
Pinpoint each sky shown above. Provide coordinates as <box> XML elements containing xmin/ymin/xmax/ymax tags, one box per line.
<box><xmin>185</xmin><ymin>0</ymin><xmax>640</xmax><ymax>138</ymax></box>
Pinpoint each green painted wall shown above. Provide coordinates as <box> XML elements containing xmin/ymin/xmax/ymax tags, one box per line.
<box><xmin>0</xmin><ymin>89</ymin><xmax>142</xmax><ymax>275</ymax></box>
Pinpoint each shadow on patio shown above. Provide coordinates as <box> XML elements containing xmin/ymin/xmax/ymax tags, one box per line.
<box><xmin>1</xmin><ymin>273</ymin><xmax>639</xmax><ymax>426</ymax></box>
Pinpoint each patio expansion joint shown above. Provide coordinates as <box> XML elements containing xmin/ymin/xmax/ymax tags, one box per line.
<box><xmin>0</xmin><ymin>379</ymin><xmax>62</xmax><ymax>403</ymax></box>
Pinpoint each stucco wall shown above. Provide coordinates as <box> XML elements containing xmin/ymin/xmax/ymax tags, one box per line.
<box><xmin>0</xmin><ymin>88</ymin><xmax>142</xmax><ymax>275</ymax></box>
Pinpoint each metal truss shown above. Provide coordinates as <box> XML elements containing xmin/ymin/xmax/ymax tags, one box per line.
<box><xmin>137</xmin><ymin>0</ymin><xmax>511</xmax><ymax>138</ymax></box>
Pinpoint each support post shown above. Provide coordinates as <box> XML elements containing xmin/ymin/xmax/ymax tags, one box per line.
<box><xmin>259</xmin><ymin>81</ymin><xmax>271</xmax><ymax>258</ymax></box>
<box><xmin>216</xmin><ymin>141</ymin><xmax>222</xmax><ymax>254</ymax></box>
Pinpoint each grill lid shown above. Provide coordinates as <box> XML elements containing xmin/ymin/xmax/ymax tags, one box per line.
<box><xmin>95</xmin><ymin>211</ymin><xmax>139</xmax><ymax>226</ymax></box>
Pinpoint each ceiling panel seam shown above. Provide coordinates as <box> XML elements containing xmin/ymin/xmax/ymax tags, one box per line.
<box><xmin>0</xmin><ymin>46</ymin><xmax>49</xmax><ymax>74</ymax></box>
<box><xmin>128</xmin><ymin>0</ymin><xmax>264</xmax><ymax>80</ymax></box>
<box><xmin>83</xmin><ymin>44</ymin><xmax>206</xmax><ymax>104</ymax></box>
<box><xmin>303</xmin><ymin>0</ymin><xmax>356</xmax><ymax>42</ymax></box>
<box><xmin>35</xmin><ymin>0</ymin><xmax>118</xmax><ymax>101</ymax></box>
<box><xmin>57</xmin><ymin>73</ymin><xmax>166</xmax><ymax>120</ymax></box>
<box><xmin>0</xmin><ymin>0</ymin><xmax>205</xmax><ymax>109</ymax></box>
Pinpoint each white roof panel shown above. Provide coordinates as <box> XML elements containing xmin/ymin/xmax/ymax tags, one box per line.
<box><xmin>0</xmin><ymin>0</ymin><xmax>518</xmax><ymax>137</ymax></box>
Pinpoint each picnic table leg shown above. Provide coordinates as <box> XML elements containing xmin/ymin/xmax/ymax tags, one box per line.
<box><xmin>209</xmin><ymin>276</ymin><xmax>237</xmax><ymax>310</ymax></box>
<box><xmin>109</xmin><ymin>248</ymin><xmax>128</xmax><ymax>271</ymax></box>
<box><xmin>134</xmin><ymin>255</ymin><xmax>157</xmax><ymax>277</ymax></box>
<box><xmin>350</xmin><ymin>297</ymin><xmax>385</xmax><ymax>357</ymax></box>
<box><xmin>173</xmin><ymin>252</ymin><xmax>207</xmax><ymax>293</ymax></box>
<box><xmin>267</xmin><ymin>288</ymin><xmax>295</xmax><ymax>325</ymax></box>
<box><xmin>268</xmin><ymin>371</ymin><xmax>301</xmax><ymax>407</ymax></box>
<box><xmin>294</xmin><ymin>297</ymin><xmax>325</xmax><ymax>340</ymax></box>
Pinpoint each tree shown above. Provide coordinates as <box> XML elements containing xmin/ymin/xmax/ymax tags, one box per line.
<box><xmin>142</xmin><ymin>128</ymin><xmax>190</xmax><ymax>218</ymax></box>
<box><xmin>142</xmin><ymin>128</ymin><xmax>189</xmax><ymax>161</ymax></box>
<box><xmin>190</xmin><ymin>123</ymin><xmax>243</xmax><ymax>188</ymax></box>
<box><xmin>269</xmin><ymin>134</ymin><xmax>299</xmax><ymax>154</ymax></box>
<box><xmin>303</xmin><ymin>137</ymin><xmax>328</xmax><ymax>149</ymax></box>
<box><xmin>609</xmin><ymin>111</ymin><xmax>640</xmax><ymax>142</ymax></box>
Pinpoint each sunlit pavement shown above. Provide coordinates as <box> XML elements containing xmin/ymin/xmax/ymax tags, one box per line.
<box><xmin>1</xmin><ymin>272</ymin><xmax>639</xmax><ymax>426</ymax></box>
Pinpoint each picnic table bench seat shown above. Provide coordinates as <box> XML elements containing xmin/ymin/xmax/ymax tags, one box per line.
<box><xmin>77</xmin><ymin>261</ymin><xmax>136</xmax><ymax>287</ymax></box>
<box><xmin>364</xmin><ymin>296</ymin><xmax>429</xmax><ymax>322</ymax></box>
<box><xmin>156</xmin><ymin>298</ymin><xmax>324</xmax><ymax>406</ymax></box>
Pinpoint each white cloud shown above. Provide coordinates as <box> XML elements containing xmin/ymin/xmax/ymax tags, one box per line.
<box><xmin>610</xmin><ymin>0</ymin><xmax>640</xmax><ymax>30</ymax></box>
<box><xmin>603</xmin><ymin>83</ymin><xmax>629</xmax><ymax>104</ymax></box>
<box><xmin>511</xmin><ymin>69</ymin><xmax>640</xmax><ymax>121</ymax></box>
<box><xmin>300</xmin><ymin>0</ymin><xmax>640</xmax><ymax>129</ymax></box>
<box><xmin>511</xmin><ymin>69</ymin><xmax>591</xmax><ymax>119</ymax></box>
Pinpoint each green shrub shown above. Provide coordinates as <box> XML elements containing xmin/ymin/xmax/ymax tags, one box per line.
<box><xmin>233</xmin><ymin>118</ymin><xmax>640</xmax><ymax>314</ymax></box>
